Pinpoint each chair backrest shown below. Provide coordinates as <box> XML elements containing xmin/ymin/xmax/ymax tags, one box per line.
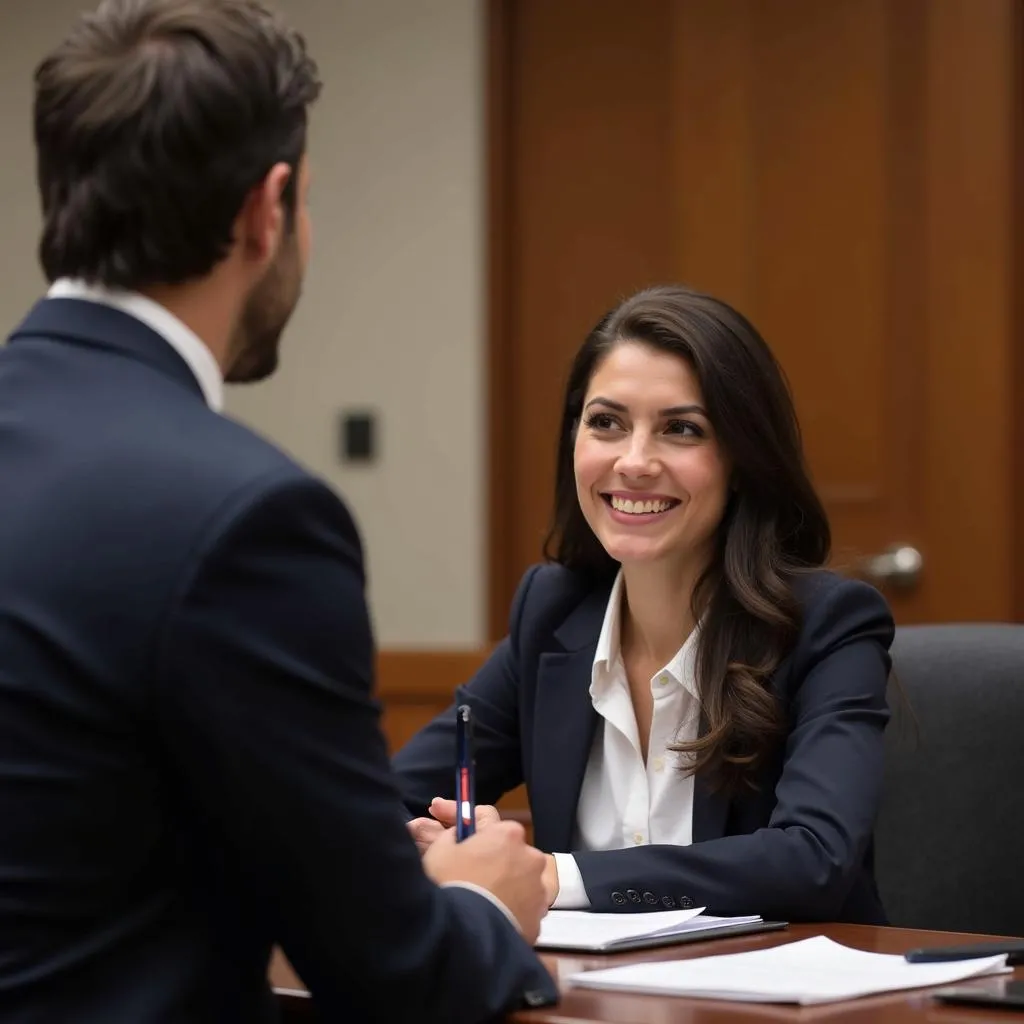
<box><xmin>875</xmin><ymin>624</ymin><xmax>1024</xmax><ymax>937</ymax></box>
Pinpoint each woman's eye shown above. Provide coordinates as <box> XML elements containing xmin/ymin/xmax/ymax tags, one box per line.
<box><xmin>584</xmin><ymin>412</ymin><xmax>618</xmax><ymax>431</ymax></box>
<box><xmin>665</xmin><ymin>419</ymin><xmax>703</xmax><ymax>438</ymax></box>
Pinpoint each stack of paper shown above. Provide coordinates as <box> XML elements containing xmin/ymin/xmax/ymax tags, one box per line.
<box><xmin>567</xmin><ymin>936</ymin><xmax>1010</xmax><ymax>1003</ymax></box>
<box><xmin>535</xmin><ymin>907</ymin><xmax>766</xmax><ymax>952</ymax></box>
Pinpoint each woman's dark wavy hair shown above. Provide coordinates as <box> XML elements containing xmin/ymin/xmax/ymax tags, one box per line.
<box><xmin>544</xmin><ymin>284</ymin><xmax>831</xmax><ymax>792</ymax></box>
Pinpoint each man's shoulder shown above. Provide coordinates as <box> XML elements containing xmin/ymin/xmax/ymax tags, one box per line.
<box><xmin>94</xmin><ymin>399</ymin><xmax>313</xmax><ymax>517</ymax></box>
<box><xmin>172</xmin><ymin>408</ymin><xmax>309</xmax><ymax>493</ymax></box>
<box><xmin>59</xmin><ymin>389</ymin><xmax>349</xmax><ymax>573</ymax></box>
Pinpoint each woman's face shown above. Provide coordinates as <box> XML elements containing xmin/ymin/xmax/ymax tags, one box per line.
<box><xmin>573</xmin><ymin>341</ymin><xmax>731</xmax><ymax>572</ymax></box>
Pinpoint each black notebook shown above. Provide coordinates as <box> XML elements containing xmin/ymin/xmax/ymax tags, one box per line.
<box><xmin>535</xmin><ymin>907</ymin><xmax>789</xmax><ymax>953</ymax></box>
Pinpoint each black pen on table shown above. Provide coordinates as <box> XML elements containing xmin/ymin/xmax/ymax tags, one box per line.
<box><xmin>905</xmin><ymin>940</ymin><xmax>1024</xmax><ymax>965</ymax></box>
<box><xmin>455</xmin><ymin>704</ymin><xmax>476</xmax><ymax>841</ymax></box>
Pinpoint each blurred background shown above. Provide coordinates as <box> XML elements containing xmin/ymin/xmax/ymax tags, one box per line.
<box><xmin>2</xmin><ymin>1</ymin><xmax>1022</xmax><ymax>749</ymax></box>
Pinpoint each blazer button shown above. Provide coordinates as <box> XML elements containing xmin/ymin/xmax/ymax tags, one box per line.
<box><xmin>626</xmin><ymin>889</ymin><xmax>642</xmax><ymax>903</ymax></box>
<box><xmin>642</xmin><ymin>891</ymin><xmax>657</xmax><ymax>905</ymax></box>
<box><xmin>611</xmin><ymin>891</ymin><xmax>627</xmax><ymax>905</ymax></box>
<box><xmin>661</xmin><ymin>895</ymin><xmax>676</xmax><ymax>908</ymax></box>
<box><xmin>522</xmin><ymin>989</ymin><xmax>550</xmax><ymax>1008</ymax></box>
<box><xmin>679</xmin><ymin>896</ymin><xmax>695</xmax><ymax>909</ymax></box>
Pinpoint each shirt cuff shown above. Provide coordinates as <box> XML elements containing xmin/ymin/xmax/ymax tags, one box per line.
<box><xmin>551</xmin><ymin>853</ymin><xmax>591</xmax><ymax>909</ymax></box>
<box><xmin>441</xmin><ymin>881</ymin><xmax>521</xmax><ymax>934</ymax></box>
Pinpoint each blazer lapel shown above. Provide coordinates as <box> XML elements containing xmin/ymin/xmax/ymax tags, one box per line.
<box><xmin>526</xmin><ymin>577</ymin><xmax>736</xmax><ymax>848</ymax></box>
<box><xmin>528</xmin><ymin>586</ymin><xmax>608</xmax><ymax>853</ymax></box>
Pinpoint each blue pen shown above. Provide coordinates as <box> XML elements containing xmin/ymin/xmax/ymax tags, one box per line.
<box><xmin>455</xmin><ymin>704</ymin><xmax>476</xmax><ymax>841</ymax></box>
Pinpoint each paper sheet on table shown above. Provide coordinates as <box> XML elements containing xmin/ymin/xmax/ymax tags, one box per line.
<box><xmin>567</xmin><ymin>935</ymin><xmax>1010</xmax><ymax>1003</ymax></box>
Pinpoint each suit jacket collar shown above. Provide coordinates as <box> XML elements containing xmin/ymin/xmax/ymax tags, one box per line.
<box><xmin>532</xmin><ymin>573</ymin><xmax>730</xmax><ymax>851</ymax></box>
<box><xmin>47</xmin><ymin>280</ymin><xmax>223</xmax><ymax>410</ymax></box>
<box><xmin>532</xmin><ymin>589</ymin><xmax>605</xmax><ymax>852</ymax></box>
<box><xmin>8</xmin><ymin>297</ymin><xmax>208</xmax><ymax>405</ymax></box>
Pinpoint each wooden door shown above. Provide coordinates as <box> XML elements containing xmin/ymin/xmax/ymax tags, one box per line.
<box><xmin>487</xmin><ymin>0</ymin><xmax>1024</xmax><ymax>638</ymax></box>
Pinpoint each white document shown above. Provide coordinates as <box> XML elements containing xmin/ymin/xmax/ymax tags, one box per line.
<box><xmin>536</xmin><ymin>907</ymin><xmax>763</xmax><ymax>952</ymax></box>
<box><xmin>567</xmin><ymin>935</ymin><xmax>1010</xmax><ymax>1003</ymax></box>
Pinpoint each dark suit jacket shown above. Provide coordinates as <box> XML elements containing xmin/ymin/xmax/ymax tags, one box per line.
<box><xmin>0</xmin><ymin>298</ymin><xmax>555</xmax><ymax>1023</ymax></box>
<box><xmin>394</xmin><ymin>564</ymin><xmax>895</xmax><ymax>924</ymax></box>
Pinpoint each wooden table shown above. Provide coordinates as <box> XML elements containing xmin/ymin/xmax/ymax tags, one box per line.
<box><xmin>272</xmin><ymin>923</ymin><xmax>1024</xmax><ymax>1022</ymax></box>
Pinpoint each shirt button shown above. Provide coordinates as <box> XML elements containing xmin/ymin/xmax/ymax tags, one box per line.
<box><xmin>633</xmin><ymin>832</ymin><xmax>645</xmax><ymax>845</ymax></box>
<box><xmin>652</xmin><ymin>756</ymin><xmax>665</xmax><ymax>772</ymax></box>
<box><xmin>657</xmin><ymin>673</ymin><xmax>670</xmax><ymax>687</ymax></box>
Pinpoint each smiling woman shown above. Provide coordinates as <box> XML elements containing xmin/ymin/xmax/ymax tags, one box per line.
<box><xmin>393</xmin><ymin>284</ymin><xmax>896</xmax><ymax>926</ymax></box>
<box><xmin>548</xmin><ymin>287</ymin><xmax>831</xmax><ymax>787</ymax></box>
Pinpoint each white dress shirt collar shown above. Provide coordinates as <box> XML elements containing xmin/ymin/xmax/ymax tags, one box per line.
<box><xmin>47</xmin><ymin>277</ymin><xmax>224</xmax><ymax>411</ymax></box>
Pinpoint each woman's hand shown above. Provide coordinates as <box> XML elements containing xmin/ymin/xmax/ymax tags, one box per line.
<box><xmin>406</xmin><ymin>797</ymin><xmax>502</xmax><ymax>854</ymax></box>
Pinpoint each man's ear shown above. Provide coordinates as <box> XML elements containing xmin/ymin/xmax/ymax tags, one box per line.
<box><xmin>236</xmin><ymin>161</ymin><xmax>293</xmax><ymax>264</ymax></box>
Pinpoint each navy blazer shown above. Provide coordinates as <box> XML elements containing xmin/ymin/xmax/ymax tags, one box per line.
<box><xmin>394</xmin><ymin>564</ymin><xmax>895</xmax><ymax>924</ymax></box>
<box><xmin>0</xmin><ymin>298</ymin><xmax>555</xmax><ymax>1023</ymax></box>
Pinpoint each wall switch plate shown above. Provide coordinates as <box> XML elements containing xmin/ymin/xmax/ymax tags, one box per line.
<box><xmin>340</xmin><ymin>410</ymin><xmax>376</xmax><ymax>463</ymax></box>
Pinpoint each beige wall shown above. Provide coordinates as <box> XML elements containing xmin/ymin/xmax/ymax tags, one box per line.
<box><xmin>0</xmin><ymin>0</ymin><xmax>486</xmax><ymax>648</ymax></box>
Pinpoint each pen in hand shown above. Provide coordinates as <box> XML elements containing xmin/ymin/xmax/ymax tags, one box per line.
<box><xmin>455</xmin><ymin>704</ymin><xmax>476</xmax><ymax>841</ymax></box>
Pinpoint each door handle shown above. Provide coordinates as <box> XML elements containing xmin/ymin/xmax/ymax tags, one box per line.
<box><xmin>858</xmin><ymin>544</ymin><xmax>923</xmax><ymax>590</ymax></box>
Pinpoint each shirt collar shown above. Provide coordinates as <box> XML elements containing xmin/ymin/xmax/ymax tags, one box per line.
<box><xmin>47</xmin><ymin>278</ymin><xmax>224</xmax><ymax>411</ymax></box>
<box><xmin>591</xmin><ymin>569</ymin><xmax>700</xmax><ymax>699</ymax></box>
<box><xmin>593</xmin><ymin>570</ymin><xmax>625</xmax><ymax>671</ymax></box>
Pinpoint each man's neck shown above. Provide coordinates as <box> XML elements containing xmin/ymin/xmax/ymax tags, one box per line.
<box><xmin>139</xmin><ymin>276</ymin><xmax>239</xmax><ymax>376</ymax></box>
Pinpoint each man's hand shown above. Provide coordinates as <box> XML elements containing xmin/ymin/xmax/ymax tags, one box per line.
<box><xmin>422</xmin><ymin>820</ymin><xmax>549</xmax><ymax>943</ymax></box>
<box><xmin>427</xmin><ymin>797</ymin><xmax>501</xmax><ymax>830</ymax></box>
<box><xmin>406</xmin><ymin>797</ymin><xmax>501</xmax><ymax>854</ymax></box>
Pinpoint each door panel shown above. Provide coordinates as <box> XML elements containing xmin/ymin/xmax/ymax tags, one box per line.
<box><xmin>488</xmin><ymin>0</ymin><xmax>1021</xmax><ymax>633</ymax></box>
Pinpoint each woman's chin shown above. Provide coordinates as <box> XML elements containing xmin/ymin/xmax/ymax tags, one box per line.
<box><xmin>599</xmin><ymin>540</ymin><xmax>669</xmax><ymax>566</ymax></box>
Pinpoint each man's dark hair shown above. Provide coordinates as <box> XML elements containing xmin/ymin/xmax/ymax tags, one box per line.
<box><xmin>34</xmin><ymin>0</ymin><xmax>321</xmax><ymax>289</ymax></box>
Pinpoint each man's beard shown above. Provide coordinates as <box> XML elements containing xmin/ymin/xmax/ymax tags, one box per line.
<box><xmin>225</xmin><ymin>237</ymin><xmax>302</xmax><ymax>384</ymax></box>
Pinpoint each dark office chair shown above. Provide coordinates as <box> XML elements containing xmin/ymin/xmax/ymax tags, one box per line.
<box><xmin>874</xmin><ymin>623</ymin><xmax>1024</xmax><ymax>937</ymax></box>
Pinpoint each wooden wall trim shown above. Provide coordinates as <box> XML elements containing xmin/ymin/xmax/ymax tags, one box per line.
<box><xmin>376</xmin><ymin>648</ymin><xmax>490</xmax><ymax>699</ymax></box>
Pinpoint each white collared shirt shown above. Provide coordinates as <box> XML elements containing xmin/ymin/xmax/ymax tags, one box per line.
<box><xmin>552</xmin><ymin>571</ymin><xmax>700</xmax><ymax>908</ymax></box>
<box><xmin>47</xmin><ymin>278</ymin><xmax>224</xmax><ymax>411</ymax></box>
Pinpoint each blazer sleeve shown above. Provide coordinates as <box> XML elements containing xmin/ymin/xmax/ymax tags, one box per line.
<box><xmin>571</xmin><ymin>578</ymin><xmax>894</xmax><ymax>921</ymax></box>
<box><xmin>153</xmin><ymin>471</ymin><xmax>556</xmax><ymax>1022</ymax></box>
<box><xmin>392</xmin><ymin>566</ymin><xmax>542</xmax><ymax>817</ymax></box>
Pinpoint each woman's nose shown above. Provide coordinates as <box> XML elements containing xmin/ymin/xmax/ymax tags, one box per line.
<box><xmin>614</xmin><ymin>433</ymin><xmax>657</xmax><ymax>478</ymax></box>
